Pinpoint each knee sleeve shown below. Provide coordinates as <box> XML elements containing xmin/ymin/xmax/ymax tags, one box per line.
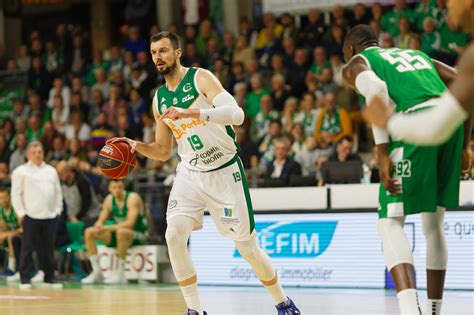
<box><xmin>377</xmin><ymin>217</ymin><xmax>414</xmax><ymax>271</ymax></box>
<box><xmin>165</xmin><ymin>216</ymin><xmax>197</xmax><ymax>281</ymax></box>
<box><xmin>422</xmin><ymin>207</ymin><xmax>447</xmax><ymax>270</ymax></box>
<box><xmin>234</xmin><ymin>233</ymin><xmax>275</xmax><ymax>281</ymax></box>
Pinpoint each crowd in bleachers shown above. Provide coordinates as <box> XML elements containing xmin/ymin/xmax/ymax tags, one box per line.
<box><xmin>0</xmin><ymin>0</ymin><xmax>471</xmax><ymax>192</ymax></box>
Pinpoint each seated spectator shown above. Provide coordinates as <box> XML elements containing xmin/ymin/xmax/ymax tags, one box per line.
<box><xmin>182</xmin><ymin>42</ymin><xmax>203</xmax><ymax>67</ymax></box>
<box><xmin>81</xmin><ymin>179</ymin><xmax>147</xmax><ymax>284</ymax></box>
<box><xmin>84</xmin><ymin>50</ymin><xmax>110</xmax><ymax>86</ymax></box>
<box><xmin>116</xmin><ymin>114</ymin><xmax>139</xmax><ymax>140</ymax></box>
<box><xmin>281</xmin><ymin>37</ymin><xmax>296</xmax><ymax>68</ymax></box>
<box><xmin>10</xmin><ymin>118</ymin><xmax>28</xmax><ymax>151</ymax></box>
<box><xmin>227</xmin><ymin>62</ymin><xmax>246</xmax><ymax>93</ymax></box>
<box><xmin>102</xmin><ymin>85</ymin><xmax>126</xmax><ymax>129</ymax></box>
<box><xmin>295</xmin><ymin>92</ymin><xmax>320</xmax><ymax>137</ymax></box>
<box><xmin>290</xmin><ymin>123</ymin><xmax>306</xmax><ymax>156</ymax></box>
<box><xmin>414</xmin><ymin>0</ymin><xmax>437</xmax><ymax>31</ymax></box>
<box><xmin>123</xmin><ymin>25</ymin><xmax>147</xmax><ymax>54</ymax></box>
<box><xmin>255</xmin><ymin>119</ymin><xmax>283</xmax><ymax>170</ymax></box>
<box><xmin>328</xmin><ymin>135</ymin><xmax>361</xmax><ymax>163</ymax></box>
<box><xmin>28</xmin><ymin>93</ymin><xmax>51</xmax><ymax>124</ymax></box>
<box><xmin>308</xmin><ymin>46</ymin><xmax>331</xmax><ymax>82</ymax></box>
<box><xmin>221</xmin><ymin>31</ymin><xmax>235</xmax><ymax>65</ymax></box>
<box><xmin>318</xmin><ymin>67</ymin><xmax>338</xmax><ymax>94</ymax></box>
<box><xmin>351</xmin><ymin>3</ymin><xmax>370</xmax><ymax>27</ymax></box>
<box><xmin>122</xmin><ymin>50</ymin><xmax>136</xmax><ymax>82</ymax></box>
<box><xmin>47</xmin><ymin>77</ymin><xmax>71</xmax><ymax>111</ymax></box>
<box><xmin>90</xmin><ymin>112</ymin><xmax>113</xmax><ymax>150</ymax></box>
<box><xmin>257</xmin><ymin>28</ymin><xmax>282</xmax><ymax>69</ymax></box>
<box><xmin>11</xmin><ymin>98</ymin><xmax>29</xmax><ymax>123</ymax></box>
<box><xmin>40</xmin><ymin>121</ymin><xmax>57</xmax><ymax>155</ymax></box>
<box><xmin>196</xmin><ymin>19</ymin><xmax>221</xmax><ymax>58</ymax></box>
<box><xmin>244</xmin><ymin>73</ymin><xmax>271</xmax><ymax>119</ymax></box>
<box><xmin>233</xmin><ymin>35</ymin><xmax>256</xmax><ymax>69</ymax></box>
<box><xmin>213</xmin><ymin>58</ymin><xmax>229</xmax><ymax>89</ymax></box>
<box><xmin>369</xmin><ymin>20</ymin><xmax>387</xmax><ymax>46</ymax></box>
<box><xmin>325</xmin><ymin>25</ymin><xmax>344</xmax><ymax>59</ymax></box>
<box><xmin>108</xmin><ymin>45</ymin><xmax>124</xmax><ymax>76</ymax></box>
<box><xmin>9</xmin><ymin>133</ymin><xmax>27</xmax><ymax>172</ymax></box>
<box><xmin>43</xmin><ymin>40</ymin><xmax>61</xmax><ymax>74</ymax></box>
<box><xmin>88</xmin><ymin>89</ymin><xmax>105</xmax><ymax>126</ymax></box>
<box><xmin>270</xmin><ymin>73</ymin><xmax>289</xmax><ymax>112</ymax></box>
<box><xmin>204</xmin><ymin>37</ymin><xmax>221</xmax><ymax>69</ymax></box>
<box><xmin>141</xmin><ymin>112</ymin><xmax>155</xmax><ymax>144</ymax></box>
<box><xmin>16</xmin><ymin>45</ymin><xmax>31</xmax><ymax>71</ymax></box>
<box><xmin>394</xmin><ymin>17</ymin><xmax>413</xmax><ymax>49</ymax></box>
<box><xmin>281</xmin><ymin>97</ymin><xmax>298</xmax><ymax>134</ymax></box>
<box><xmin>2</xmin><ymin>119</ymin><xmax>15</xmax><ymax>146</ymax></box>
<box><xmin>56</xmin><ymin>161</ymin><xmax>101</xmax><ymax>227</ymax></box>
<box><xmin>0</xmin><ymin>188</ymin><xmax>22</xmax><ymax>274</ymax></box>
<box><xmin>438</xmin><ymin>16</ymin><xmax>469</xmax><ymax>66</ymax></box>
<box><xmin>253</xmin><ymin>95</ymin><xmax>280</xmax><ymax>140</ymax></box>
<box><xmin>0</xmin><ymin>134</ymin><xmax>12</xmax><ymax>164</ymax></box>
<box><xmin>287</xmin><ymin>47</ymin><xmax>309</xmax><ymax>97</ymax></box>
<box><xmin>66</xmin><ymin>138</ymin><xmax>88</xmax><ymax>166</ymax></box>
<box><xmin>46</xmin><ymin>135</ymin><xmax>68</xmax><ymax>163</ymax></box>
<box><xmin>329</xmin><ymin>54</ymin><xmax>344</xmax><ymax>87</ymax></box>
<box><xmin>128</xmin><ymin>88</ymin><xmax>147</xmax><ymax>134</ymax></box>
<box><xmin>233</xmin><ymin>82</ymin><xmax>247</xmax><ymax>109</ymax></box>
<box><xmin>92</xmin><ymin>68</ymin><xmax>111</xmax><ymax>99</ymax></box>
<box><xmin>299</xmin><ymin>9</ymin><xmax>325</xmax><ymax>49</ymax></box>
<box><xmin>255</xmin><ymin>13</ymin><xmax>283</xmax><ymax>51</ymax></box>
<box><xmin>51</xmin><ymin>95</ymin><xmax>69</xmax><ymax>133</ymax></box>
<box><xmin>70</xmin><ymin>91</ymin><xmax>90</xmax><ymax>121</ymax></box>
<box><xmin>26</xmin><ymin>115</ymin><xmax>43</xmax><ymax>142</ymax></box>
<box><xmin>236</xmin><ymin>126</ymin><xmax>255</xmax><ymax>170</ymax></box>
<box><xmin>264</xmin><ymin>137</ymin><xmax>301</xmax><ymax>185</ymax></box>
<box><xmin>420</xmin><ymin>17</ymin><xmax>441</xmax><ymax>57</ymax></box>
<box><xmin>314</xmin><ymin>92</ymin><xmax>352</xmax><ymax>145</ymax></box>
<box><xmin>0</xmin><ymin>162</ymin><xmax>10</xmax><ymax>181</ymax></box>
<box><xmin>380</xmin><ymin>0</ymin><xmax>416</xmax><ymax>37</ymax></box>
<box><xmin>27</xmin><ymin>57</ymin><xmax>51</xmax><ymax>100</ymax></box>
<box><xmin>294</xmin><ymin>137</ymin><xmax>332</xmax><ymax>177</ymax></box>
<box><xmin>71</xmin><ymin>76</ymin><xmax>90</xmax><ymax>104</ymax></box>
<box><xmin>280</xmin><ymin>13</ymin><xmax>297</xmax><ymax>41</ymax></box>
<box><xmin>64</xmin><ymin>111</ymin><xmax>91</xmax><ymax>148</ymax></box>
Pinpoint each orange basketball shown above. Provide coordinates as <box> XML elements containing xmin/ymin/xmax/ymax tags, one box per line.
<box><xmin>98</xmin><ymin>141</ymin><xmax>137</xmax><ymax>179</ymax></box>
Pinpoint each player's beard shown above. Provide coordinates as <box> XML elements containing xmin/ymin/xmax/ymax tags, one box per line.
<box><xmin>157</xmin><ymin>58</ymin><xmax>178</xmax><ymax>76</ymax></box>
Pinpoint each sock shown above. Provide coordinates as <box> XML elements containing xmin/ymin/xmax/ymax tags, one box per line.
<box><xmin>397</xmin><ymin>289</ymin><xmax>421</xmax><ymax>315</ymax></box>
<box><xmin>181</xmin><ymin>282</ymin><xmax>203</xmax><ymax>313</ymax></box>
<box><xmin>8</xmin><ymin>258</ymin><xmax>15</xmax><ymax>271</ymax></box>
<box><xmin>427</xmin><ymin>299</ymin><xmax>442</xmax><ymax>315</ymax></box>
<box><xmin>263</xmin><ymin>279</ymin><xmax>287</xmax><ymax>305</ymax></box>
<box><xmin>118</xmin><ymin>259</ymin><xmax>125</xmax><ymax>274</ymax></box>
<box><xmin>89</xmin><ymin>255</ymin><xmax>100</xmax><ymax>274</ymax></box>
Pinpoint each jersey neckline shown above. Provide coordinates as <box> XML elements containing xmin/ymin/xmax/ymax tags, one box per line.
<box><xmin>165</xmin><ymin>67</ymin><xmax>190</xmax><ymax>93</ymax></box>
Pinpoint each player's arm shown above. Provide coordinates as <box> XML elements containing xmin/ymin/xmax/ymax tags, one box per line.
<box><xmin>108</xmin><ymin>96</ymin><xmax>174</xmax><ymax>161</ymax></box>
<box><xmin>94</xmin><ymin>195</ymin><xmax>112</xmax><ymax>227</ymax></box>
<box><xmin>342</xmin><ymin>57</ymin><xmax>400</xmax><ymax>194</ymax></box>
<box><xmin>161</xmin><ymin>69</ymin><xmax>244</xmax><ymax>125</ymax></box>
<box><xmin>432</xmin><ymin>59</ymin><xmax>457</xmax><ymax>86</ymax></box>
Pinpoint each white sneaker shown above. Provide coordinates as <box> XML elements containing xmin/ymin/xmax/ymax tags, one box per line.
<box><xmin>104</xmin><ymin>272</ymin><xmax>128</xmax><ymax>284</ymax></box>
<box><xmin>6</xmin><ymin>272</ymin><xmax>20</xmax><ymax>282</ymax></box>
<box><xmin>31</xmin><ymin>270</ymin><xmax>45</xmax><ymax>283</ymax></box>
<box><xmin>81</xmin><ymin>272</ymin><xmax>104</xmax><ymax>284</ymax></box>
<box><xmin>19</xmin><ymin>283</ymin><xmax>32</xmax><ymax>290</ymax></box>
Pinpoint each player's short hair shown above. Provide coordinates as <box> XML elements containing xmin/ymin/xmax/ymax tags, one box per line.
<box><xmin>150</xmin><ymin>31</ymin><xmax>181</xmax><ymax>50</ymax></box>
<box><xmin>344</xmin><ymin>24</ymin><xmax>379</xmax><ymax>48</ymax></box>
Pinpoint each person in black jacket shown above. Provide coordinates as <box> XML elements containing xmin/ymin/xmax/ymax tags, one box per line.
<box><xmin>56</xmin><ymin>161</ymin><xmax>100</xmax><ymax>227</ymax></box>
<box><xmin>265</xmin><ymin>137</ymin><xmax>302</xmax><ymax>185</ymax></box>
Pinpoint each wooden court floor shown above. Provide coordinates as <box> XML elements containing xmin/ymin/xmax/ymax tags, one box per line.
<box><xmin>0</xmin><ymin>280</ymin><xmax>472</xmax><ymax>315</ymax></box>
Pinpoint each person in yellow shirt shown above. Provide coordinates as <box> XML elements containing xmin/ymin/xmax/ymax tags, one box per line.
<box><xmin>314</xmin><ymin>91</ymin><xmax>352</xmax><ymax>145</ymax></box>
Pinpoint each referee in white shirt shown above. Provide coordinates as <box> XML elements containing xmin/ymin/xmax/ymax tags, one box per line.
<box><xmin>11</xmin><ymin>141</ymin><xmax>63</xmax><ymax>288</ymax></box>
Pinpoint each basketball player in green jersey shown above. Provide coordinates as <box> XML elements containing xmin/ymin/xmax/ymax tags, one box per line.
<box><xmin>362</xmin><ymin>0</ymin><xmax>473</xmax><ymax>167</ymax></box>
<box><xmin>0</xmin><ymin>188</ymin><xmax>22</xmax><ymax>273</ymax></box>
<box><xmin>342</xmin><ymin>25</ymin><xmax>465</xmax><ymax>315</ymax></box>
<box><xmin>82</xmin><ymin>179</ymin><xmax>147</xmax><ymax>285</ymax></box>
<box><xmin>108</xmin><ymin>32</ymin><xmax>300</xmax><ymax>315</ymax></box>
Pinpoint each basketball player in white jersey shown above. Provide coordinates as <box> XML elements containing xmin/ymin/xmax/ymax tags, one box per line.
<box><xmin>108</xmin><ymin>32</ymin><xmax>300</xmax><ymax>315</ymax></box>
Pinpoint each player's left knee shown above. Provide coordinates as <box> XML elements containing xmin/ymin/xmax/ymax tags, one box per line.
<box><xmin>422</xmin><ymin>207</ymin><xmax>446</xmax><ymax>239</ymax></box>
<box><xmin>116</xmin><ymin>227</ymin><xmax>133</xmax><ymax>241</ymax></box>
<box><xmin>234</xmin><ymin>234</ymin><xmax>262</xmax><ymax>262</ymax></box>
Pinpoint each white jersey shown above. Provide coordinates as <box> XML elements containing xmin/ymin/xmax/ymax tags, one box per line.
<box><xmin>155</xmin><ymin>67</ymin><xmax>238</xmax><ymax>172</ymax></box>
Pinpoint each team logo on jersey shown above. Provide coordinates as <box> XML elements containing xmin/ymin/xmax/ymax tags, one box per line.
<box><xmin>183</xmin><ymin>83</ymin><xmax>192</xmax><ymax>92</ymax></box>
<box><xmin>182</xmin><ymin>94</ymin><xmax>195</xmax><ymax>103</ymax></box>
<box><xmin>161</xmin><ymin>97</ymin><xmax>166</xmax><ymax>103</ymax></box>
<box><xmin>173</xmin><ymin>97</ymin><xmax>178</xmax><ymax>105</ymax></box>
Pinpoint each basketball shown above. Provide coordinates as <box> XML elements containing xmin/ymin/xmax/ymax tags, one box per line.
<box><xmin>98</xmin><ymin>141</ymin><xmax>137</xmax><ymax>179</ymax></box>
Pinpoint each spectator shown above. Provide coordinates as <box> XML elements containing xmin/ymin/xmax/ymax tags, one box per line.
<box><xmin>414</xmin><ymin>0</ymin><xmax>437</xmax><ymax>31</ymax></box>
<box><xmin>71</xmin><ymin>76</ymin><xmax>89</xmax><ymax>103</ymax></box>
<box><xmin>329</xmin><ymin>54</ymin><xmax>344</xmax><ymax>87</ymax></box>
<box><xmin>290</xmin><ymin>123</ymin><xmax>306</xmax><ymax>156</ymax></box>
<box><xmin>28</xmin><ymin>93</ymin><xmax>51</xmax><ymax>124</ymax></box>
<box><xmin>264</xmin><ymin>137</ymin><xmax>301</xmax><ymax>185</ymax></box>
<box><xmin>92</xmin><ymin>68</ymin><xmax>111</xmax><ymax>99</ymax></box>
<box><xmin>227</xmin><ymin>62</ymin><xmax>246</xmax><ymax>93</ymax></box>
<box><xmin>47</xmin><ymin>77</ymin><xmax>71</xmax><ymax>111</ymax></box>
<box><xmin>239</xmin><ymin>17</ymin><xmax>257</xmax><ymax>48</ymax></box>
<box><xmin>213</xmin><ymin>58</ymin><xmax>230</xmax><ymax>89</ymax></box>
<box><xmin>91</xmin><ymin>112</ymin><xmax>113</xmax><ymax>150</ymax></box>
<box><xmin>281</xmin><ymin>97</ymin><xmax>299</xmax><ymax>134</ymax></box>
<box><xmin>102</xmin><ymin>85</ymin><xmax>126</xmax><ymax>129</ymax></box>
<box><xmin>351</xmin><ymin>3</ymin><xmax>370</xmax><ymax>26</ymax></box>
<box><xmin>233</xmin><ymin>82</ymin><xmax>248</xmax><ymax>109</ymax></box>
<box><xmin>122</xmin><ymin>50</ymin><xmax>136</xmax><ymax>81</ymax></box>
<box><xmin>314</xmin><ymin>92</ymin><xmax>352</xmax><ymax>145</ymax></box>
<box><xmin>56</xmin><ymin>161</ymin><xmax>101</xmax><ymax>227</ymax></box>
<box><xmin>308</xmin><ymin>46</ymin><xmax>331</xmax><ymax>82</ymax></box>
<box><xmin>128</xmin><ymin>88</ymin><xmax>147</xmax><ymax>135</ymax></box>
<box><xmin>2</xmin><ymin>119</ymin><xmax>15</xmax><ymax>146</ymax></box>
<box><xmin>88</xmin><ymin>89</ymin><xmax>105</xmax><ymax>126</ymax></box>
<box><xmin>40</xmin><ymin>121</ymin><xmax>58</xmax><ymax>154</ymax></box>
<box><xmin>16</xmin><ymin>45</ymin><xmax>31</xmax><ymax>71</ymax></box>
<box><xmin>256</xmin><ymin>119</ymin><xmax>283</xmax><ymax>169</ymax></box>
<box><xmin>256</xmin><ymin>13</ymin><xmax>283</xmax><ymax>51</ymax></box>
<box><xmin>204</xmin><ymin>37</ymin><xmax>221</xmax><ymax>69</ymax></box>
<box><xmin>182</xmin><ymin>42</ymin><xmax>203</xmax><ymax>67</ymax></box>
<box><xmin>0</xmin><ymin>134</ymin><xmax>12</xmax><ymax>164</ymax></box>
<box><xmin>46</xmin><ymin>135</ymin><xmax>68</xmax><ymax>163</ymax></box>
<box><xmin>196</xmin><ymin>19</ymin><xmax>221</xmax><ymax>58</ymax></box>
<box><xmin>295</xmin><ymin>92</ymin><xmax>320</xmax><ymax>137</ymax></box>
<box><xmin>0</xmin><ymin>162</ymin><xmax>10</xmax><ymax>181</ymax></box>
<box><xmin>438</xmin><ymin>16</ymin><xmax>469</xmax><ymax>66</ymax></box>
<box><xmin>244</xmin><ymin>73</ymin><xmax>271</xmax><ymax>119</ymax></box>
<box><xmin>381</xmin><ymin>0</ymin><xmax>416</xmax><ymax>37</ymax></box>
<box><xmin>11</xmin><ymin>141</ymin><xmax>63</xmax><ymax>288</ymax></box>
<box><xmin>257</xmin><ymin>28</ymin><xmax>282</xmax><ymax>69</ymax></box>
<box><xmin>141</xmin><ymin>112</ymin><xmax>155</xmax><ymax>144</ymax></box>
<box><xmin>51</xmin><ymin>95</ymin><xmax>69</xmax><ymax>133</ymax></box>
<box><xmin>420</xmin><ymin>17</ymin><xmax>441</xmax><ymax>57</ymax></box>
<box><xmin>281</xmin><ymin>37</ymin><xmax>296</xmax><ymax>68</ymax></box>
<box><xmin>70</xmin><ymin>91</ymin><xmax>90</xmax><ymax>121</ymax></box>
<box><xmin>183</xmin><ymin>25</ymin><xmax>197</xmax><ymax>45</ymax></box>
<box><xmin>394</xmin><ymin>17</ymin><xmax>413</xmax><ymax>49</ymax></box>
<box><xmin>269</xmin><ymin>54</ymin><xmax>288</xmax><ymax>79</ymax></box>
<box><xmin>280</xmin><ymin>13</ymin><xmax>298</xmax><ymax>41</ymax></box>
<box><xmin>116</xmin><ymin>114</ymin><xmax>138</xmax><ymax>139</ymax></box>
<box><xmin>123</xmin><ymin>26</ymin><xmax>147</xmax><ymax>54</ymax></box>
<box><xmin>11</xmin><ymin>99</ymin><xmax>29</xmax><ymax>122</ymax></box>
<box><xmin>409</xmin><ymin>34</ymin><xmax>421</xmax><ymax>50</ymax></box>
<box><xmin>26</xmin><ymin>115</ymin><xmax>43</xmax><ymax>142</ymax></box>
<box><xmin>10</xmin><ymin>119</ymin><xmax>28</xmax><ymax>151</ymax></box>
<box><xmin>67</xmin><ymin>33</ymin><xmax>90</xmax><ymax>73</ymax></box>
<box><xmin>294</xmin><ymin>137</ymin><xmax>332</xmax><ymax>177</ymax></box>
<box><xmin>270</xmin><ymin>73</ymin><xmax>289</xmax><ymax>112</ymax></box>
<box><xmin>221</xmin><ymin>31</ymin><xmax>235</xmax><ymax>65</ymax></box>
<box><xmin>382</xmin><ymin>33</ymin><xmax>395</xmax><ymax>48</ymax></box>
<box><xmin>287</xmin><ymin>47</ymin><xmax>309</xmax><ymax>97</ymax></box>
<box><xmin>108</xmin><ymin>46</ymin><xmax>124</xmax><ymax>75</ymax></box>
<box><xmin>299</xmin><ymin>9</ymin><xmax>325</xmax><ymax>49</ymax></box>
<box><xmin>64</xmin><ymin>111</ymin><xmax>91</xmax><ymax>148</ymax></box>
<box><xmin>369</xmin><ymin>20</ymin><xmax>387</xmax><ymax>46</ymax></box>
<box><xmin>43</xmin><ymin>40</ymin><xmax>61</xmax><ymax>74</ymax></box>
<box><xmin>84</xmin><ymin>50</ymin><xmax>110</xmax><ymax>86</ymax></box>
<box><xmin>328</xmin><ymin>135</ymin><xmax>361</xmax><ymax>163</ymax></box>
<box><xmin>27</xmin><ymin>57</ymin><xmax>51</xmax><ymax>100</ymax></box>
<box><xmin>0</xmin><ymin>188</ymin><xmax>22</xmax><ymax>274</ymax></box>
<box><xmin>254</xmin><ymin>95</ymin><xmax>280</xmax><ymax>140</ymax></box>
<box><xmin>9</xmin><ymin>133</ymin><xmax>27</xmax><ymax>172</ymax></box>
<box><xmin>318</xmin><ymin>67</ymin><xmax>338</xmax><ymax>94</ymax></box>
<box><xmin>325</xmin><ymin>25</ymin><xmax>345</xmax><ymax>59</ymax></box>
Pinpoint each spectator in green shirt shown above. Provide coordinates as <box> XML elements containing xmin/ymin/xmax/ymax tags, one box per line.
<box><xmin>196</xmin><ymin>19</ymin><xmax>221</xmax><ymax>59</ymax></box>
<box><xmin>420</xmin><ymin>17</ymin><xmax>441</xmax><ymax>57</ymax></box>
<box><xmin>244</xmin><ymin>73</ymin><xmax>271</xmax><ymax>119</ymax></box>
<box><xmin>308</xmin><ymin>46</ymin><xmax>331</xmax><ymax>82</ymax></box>
<box><xmin>381</xmin><ymin>0</ymin><xmax>416</xmax><ymax>37</ymax></box>
<box><xmin>440</xmin><ymin>16</ymin><xmax>468</xmax><ymax>56</ymax></box>
<box><xmin>414</xmin><ymin>0</ymin><xmax>437</xmax><ymax>31</ymax></box>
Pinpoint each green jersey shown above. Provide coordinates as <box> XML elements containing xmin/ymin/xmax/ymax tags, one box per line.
<box><xmin>0</xmin><ymin>206</ymin><xmax>19</xmax><ymax>230</ymax></box>
<box><xmin>157</xmin><ymin>67</ymin><xmax>239</xmax><ymax>172</ymax></box>
<box><xmin>359</xmin><ymin>47</ymin><xmax>446</xmax><ymax>112</ymax></box>
<box><xmin>111</xmin><ymin>191</ymin><xmax>147</xmax><ymax>233</ymax></box>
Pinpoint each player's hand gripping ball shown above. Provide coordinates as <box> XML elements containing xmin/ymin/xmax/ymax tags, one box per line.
<box><xmin>98</xmin><ymin>140</ymin><xmax>137</xmax><ymax>179</ymax></box>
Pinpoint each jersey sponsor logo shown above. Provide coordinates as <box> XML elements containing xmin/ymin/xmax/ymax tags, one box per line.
<box><xmin>189</xmin><ymin>154</ymin><xmax>199</xmax><ymax>166</ymax></box>
<box><xmin>164</xmin><ymin>119</ymin><xmax>207</xmax><ymax>140</ymax></box>
<box><xmin>233</xmin><ymin>221</ymin><xmax>337</xmax><ymax>258</ymax></box>
<box><xmin>182</xmin><ymin>94</ymin><xmax>195</xmax><ymax>103</ymax></box>
<box><xmin>168</xmin><ymin>200</ymin><xmax>177</xmax><ymax>209</ymax></box>
<box><xmin>173</xmin><ymin>97</ymin><xmax>178</xmax><ymax>105</ymax></box>
<box><xmin>183</xmin><ymin>83</ymin><xmax>192</xmax><ymax>93</ymax></box>
<box><xmin>199</xmin><ymin>146</ymin><xmax>224</xmax><ymax>165</ymax></box>
<box><xmin>221</xmin><ymin>207</ymin><xmax>239</xmax><ymax>226</ymax></box>
<box><xmin>161</xmin><ymin>104</ymin><xmax>167</xmax><ymax>113</ymax></box>
<box><xmin>224</xmin><ymin>208</ymin><xmax>233</xmax><ymax>217</ymax></box>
